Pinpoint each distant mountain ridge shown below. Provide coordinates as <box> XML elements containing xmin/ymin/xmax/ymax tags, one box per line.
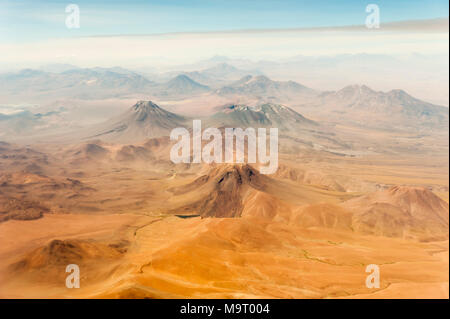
<box><xmin>0</xmin><ymin>107</ymin><xmax>66</xmax><ymax>138</ymax></box>
<box><xmin>1</xmin><ymin>65</ymin><xmax>447</xmax><ymax>136</ymax></box>
<box><xmin>154</xmin><ymin>74</ymin><xmax>211</xmax><ymax>97</ymax></box>
<box><xmin>181</xmin><ymin>63</ymin><xmax>262</xmax><ymax>88</ymax></box>
<box><xmin>216</xmin><ymin>75</ymin><xmax>315</xmax><ymax>99</ymax></box>
<box><xmin>310</xmin><ymin>84</ymin><xmax>449</xmax><ymax>130</ymax></box>
<box><xmin>0</xmin><ymin>67</ymin><xmax>155</xmax><ymax>99</ymax></box>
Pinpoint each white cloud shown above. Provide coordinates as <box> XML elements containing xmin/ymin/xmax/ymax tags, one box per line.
<box><xmin>1</xmin><ymin>18</ymin><xmax>448</xmax><ymax>69</ymax></box>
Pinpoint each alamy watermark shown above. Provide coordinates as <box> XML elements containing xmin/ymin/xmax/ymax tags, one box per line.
<box><xmin>365</xmin><ymin>264</ymin><xmax>380</xmax><ymax>288</ymax></box>
<box><xmin>65</xmin><ymin>4</ymin><xmax>80</xmax><ymax>29</ymax></box>
<box><xmin>65</xmin><ymin>264</ymin><xmax>80</xmax><ymax>288</ymax></box>
<box><xmin>170</xmin><ymin>120</ymin><xmax>279</xmax><ymax>174</ymax></box>
<box><xmin>365</xmin><ymin>4</ymin><xmax>380</xmax><ymax>29</ymax></box>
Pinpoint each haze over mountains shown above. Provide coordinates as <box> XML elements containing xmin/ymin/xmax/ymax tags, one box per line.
<box><xmin>302</xmin><ymin>84</ymin><xmax>450</xmax><ymax>131</ymax></box>
<box><xmin>216</xmin><ymin>75</ymin><xmax>316</xmax><ymax>101</ymax></box>
<box><xmin>0</xmin><ymin>0</ymin><xmax>448</xmax><ymax>297</ymax></box>
<box><xmin>0</xmin><ymin>62</ymin><xmax>448</xmax><ymax>142</ymax></box>
<box><xmin>155</xmin><ymin>74</ymin><xmax>211</xmax><ymax>97</ymax></box>
<box><xmin>0</xmin><ymin>59</ymin><xmax>448</xmax><ymax>299</ymax></box>
<box><xmin>182</xmin><ymin>62</ymin><xmax>262</xmax><ymax>88</ymax></box>
<box><xmin>0</xmin><ymin>63</ymin><xmax>253</xmax><ymax>100</ymax></box>
<box><xmin>0</xmin><ymin>67</ymin><xmax>154</xmax><ymax>99</ymax></box>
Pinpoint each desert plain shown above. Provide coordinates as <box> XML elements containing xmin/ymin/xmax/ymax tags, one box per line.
<box><xmin>0</xmin><ymin>54</ymin><xmax>448</xmax><ymax>299</ymax></box>
<box><xmin>0</xmin><ymin>92</ymin><xmax>448</xmax><ymax>299</ymax></box>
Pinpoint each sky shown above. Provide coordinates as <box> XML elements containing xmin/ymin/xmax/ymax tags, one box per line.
<box><xmin>0</xmin><ymin>0</ymin><xmax>448</xmax><ymax>43</ymax></box>
<box><xmin>0</xmin><ymin>0</ymin><xmax>448</xmax><ymax>105</ymax></box>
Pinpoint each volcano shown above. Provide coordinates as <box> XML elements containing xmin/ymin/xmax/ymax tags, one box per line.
<box><xmin>87</xmin><ymin>101</ymin><xmax>188</xmax><ymax>143</ymax></box>
<box><xmin>208</xmin><ymin>103</ymin><xmax>317</xmax><ymax>132</ymax></box>
<box><xmin>169</xmin><ymin>164</ymin><xmax>270</xmax><ymax>218</ymax></box>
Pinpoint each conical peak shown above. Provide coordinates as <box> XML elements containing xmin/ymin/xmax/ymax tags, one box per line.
<box><xmin>133</xmin><ymin>100</ymin><xmax>160</xmax><ymax>112</ymax></box>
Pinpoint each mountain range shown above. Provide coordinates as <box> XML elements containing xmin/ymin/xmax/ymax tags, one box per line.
<box><xmin>0</xmin><ymin>65</ymin><xmax>448</xmax><ymax>140</ymax></box>
<box><xmin>0</xmin><ymin>68</ymin><xmax>155</xmax><ymax>99</ymax></box>
<box><xmin>183</xmin><ymin>63</ymin><xmax>262</xmax><ymax>88</ymax></box>
<box><xmin>0</xmin><ymin>107</ymin><xmax>66</xmax><ymax>139</ymax></box>
<box><xmin>0</xmin><ymin>64</ymin><xmax>259</xmax><ymax>99</ymax></box>
<box><xmin>167</xmin><ymin>163</ymin><xmax>449</xmax><ymax>241</ymax></box>
<box><xmin>207</xmin><ymin>103</ymin><xmax>318</xmax><ymax>131</ymax></box>
<box><xmin>302</xmin><ymin>84</ymin><xmax>449</xmax><ymax>131</ymax></box>
<box><xmin>216</xmin><ymin>75</ymin><xmax>316</xmax><ymax>101</ymax></box>
<box><xmin>84</xmin><ymin>100</ymin><xmax>321</xmax><ymax>143</ymax></box>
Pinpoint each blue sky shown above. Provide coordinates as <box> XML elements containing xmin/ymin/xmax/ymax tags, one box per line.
<box><xmin>1</xmin><ymin>0</ymin><xmax>448</xmax><ymax>43</ymax></box>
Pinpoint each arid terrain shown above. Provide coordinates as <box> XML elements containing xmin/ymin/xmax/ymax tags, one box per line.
<box><xmin>0</xmin><ymin>88</ymin><xmax>448</xmax><ymax>298</ymax></box>
<box><xmin>1</xmin><ymin>0</ymin><xmax>449</xmax><ymax>300</ymax></box>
